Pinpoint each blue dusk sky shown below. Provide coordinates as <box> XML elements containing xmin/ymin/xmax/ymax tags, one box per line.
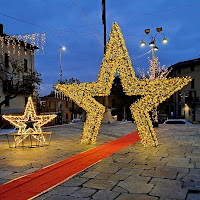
<box><xmin>0</xmin><ymin>0</ymin><xmax>199</xmax><ymax>96</ymax></box>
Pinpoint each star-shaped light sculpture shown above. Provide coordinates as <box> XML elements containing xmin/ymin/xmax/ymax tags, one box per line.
<box><xmin>56</xmin><ymin>22</ymin><xmax>191</xmax><ymax>146</ymax></box>
<box><xmin>3</xmin><ymin>97</ymin><xmax>57</xmax><ymax>147</ymax></box>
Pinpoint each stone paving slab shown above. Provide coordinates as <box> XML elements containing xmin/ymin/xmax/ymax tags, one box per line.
<box><xmin>1</xmin><ymin>122</ymin><xmax>200</xmax><ymax>199</ymax></box>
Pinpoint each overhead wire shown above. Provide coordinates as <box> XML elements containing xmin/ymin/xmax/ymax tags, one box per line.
<box><xmin>0</xmin><ymin>11</ymin><xmax>102</xmax><ymax>37</ymax></box>
<box><xmin>132</xmin><ymin>49</ymin><xmax>152</xmax><ymax>61</ymax></box>
<box><xmin>0</xmin><ymin>1</ymin><xmax>199</xmax><ymax>37</ymax></box>
<box><xmin>0</xmin><ymin>2</ymin><xmax>199</xmax><ymax>44</ymax></box>
<box><xmin>69</xmin><ymin>0</ymin><xmax>104</xmax><ymax>47</ymax></box>
<box><xmin>0</xmin><ymin>12</ymin><xmax>59</xmax><ymax>31</ymax></box>
<box><xmin>114</xmin><ymin>3</ymin><xmax>200</xmax><ymax>21</ymax></box>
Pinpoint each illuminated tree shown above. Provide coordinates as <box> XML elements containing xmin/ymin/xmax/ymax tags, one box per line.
<box><xmin>139</xmin><ymin>57</ymin><xmax>172</xmax><ymax>124</ymax></box>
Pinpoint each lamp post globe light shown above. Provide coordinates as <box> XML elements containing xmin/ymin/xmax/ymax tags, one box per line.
<box><xmin>59</xmin><ymin>46</ymin><xmax>66</xmax><ymax>125</ymax></box>
<box><xmin>140</xmin><ymin>27</ymin><xmax>168</xmax><ymax>59</ymax></box>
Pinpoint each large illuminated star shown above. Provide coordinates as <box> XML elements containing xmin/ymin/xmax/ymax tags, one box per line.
<box><xmin>3</xmin><ymin>97</ymin><xmax>57</xmax><ymax>146</ymax></box>
<box><xmin>56</xmin><ymin>22</ymin><xmax>191</xmax><ymax>146</ymax></box>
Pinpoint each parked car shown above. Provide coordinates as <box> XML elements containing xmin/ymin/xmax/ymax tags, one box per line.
<box><xmin>163</xmin><ymin>119</ymin><xmax>193</xmax><ymax>125</ymax></box>
<box><xmin>72</xmin><ymin>118</ymin><xmax>82</xmax><ymax>123</ymax></box>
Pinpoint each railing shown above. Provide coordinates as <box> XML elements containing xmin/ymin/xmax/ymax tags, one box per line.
<box><xmin>185</xmin><ymin>97</ymin><xmax>199</xmax><ymax>104</ymax></box>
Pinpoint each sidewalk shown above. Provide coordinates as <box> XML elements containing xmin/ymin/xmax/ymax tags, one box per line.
<box><xmin>1</xmin><ymin>122</ymin><xmax>200</xmax><ymax>199</ymax></box>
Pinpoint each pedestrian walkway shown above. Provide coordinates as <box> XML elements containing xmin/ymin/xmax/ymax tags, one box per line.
<box><xmin>1</xmin><ymin>122</ymin><xmax>200</xmax><ymax>199</ymax></box>
<box><xmin>0</xmin><ymin>131</ymin><xmax>139</xmax><ymax>200</ymax></box>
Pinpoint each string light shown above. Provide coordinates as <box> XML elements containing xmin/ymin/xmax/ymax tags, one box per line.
<box><xmin>2</xmin><ymin>97</ymin><xmax>57</xmax><ymax>147</ymax></box>
<box><xmin>56</xmin><ymin>22</ymin><xmax>191</xmax><ymax>146</ymax></box>
<box><xmin>0</xmin><ymin>33</ymin><xmax>46</xmax><ymax>57</ymax></box>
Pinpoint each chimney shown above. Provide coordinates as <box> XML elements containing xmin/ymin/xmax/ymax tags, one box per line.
<box><xmin>0</xmin><ymin>24</ymin><xmax>3</xmax><ymax>36</ymax></box>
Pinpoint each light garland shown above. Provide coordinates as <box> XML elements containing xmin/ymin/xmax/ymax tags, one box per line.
<box><xmin>0</xmin><ymin>33</ymin><xmax>46</xmax><ymax>57</ymax></box>
<box><xmin>3</xmin><ymin>97</ymin><xmax>57</xmax><ymax>147</ymax></box>
<box><xmin>56</xmin><ymin>22</ymin><xmax>191</xmax><ymax>146</ymax></box>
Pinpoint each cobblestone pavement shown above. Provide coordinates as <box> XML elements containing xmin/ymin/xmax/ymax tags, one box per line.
<box><xmin>1</xmin><ymin>122</ymin><xmax>200</xmax><ymax>199</ymax></box>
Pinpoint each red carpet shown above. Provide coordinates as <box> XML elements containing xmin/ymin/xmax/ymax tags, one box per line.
<box><xmin>0</xmin><ymin>131</ymin><xmax>139</xmax><ymax>200</ymax></box>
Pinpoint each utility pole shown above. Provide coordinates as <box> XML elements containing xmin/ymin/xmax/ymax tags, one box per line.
<box><xmin>101</xmin><ymin>0</ymin><xmax>114</xmax><ymax>123</ymax></box>
<box><xmin>102</xmin><ymin>0</ymin><xmax>106</xmax><ymax>54</ymax></box>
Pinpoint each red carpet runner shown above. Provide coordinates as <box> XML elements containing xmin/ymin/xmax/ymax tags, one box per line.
<box><xmin>0</xmin><ymin>131</ymin><xmax>139</xmax><ymax>200</ymax></box>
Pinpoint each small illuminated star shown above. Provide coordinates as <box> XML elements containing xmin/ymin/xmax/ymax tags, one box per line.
<box><xmin>3</xmin><ymin>97</ymin><xmax>57</xmax><ymax>134</ymax></box>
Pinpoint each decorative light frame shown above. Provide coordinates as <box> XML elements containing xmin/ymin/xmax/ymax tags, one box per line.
<box><xmin>56</xmin><ymin>22</ymin><xmax>191</xmax><ymax>146</ymax></box>
<box><xmin>3</xmin><ymin>97</ymin><xmax>57</xmax><ymax>147</ymax></box>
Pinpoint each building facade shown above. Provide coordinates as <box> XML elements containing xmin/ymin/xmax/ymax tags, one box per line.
<box><xmin>162</xmin><ymin>58</ymin><xmax>200</xmax><ymax>123</ymax></box>
<box><xmin>0</xmin><ymin>24</ymin><xmax>37</xmax><ymax>116</ymax></box>
<box><xmin>40</xmin><ymin>95</ymin><xmax>86</xmax><ymax>124</ymax></box>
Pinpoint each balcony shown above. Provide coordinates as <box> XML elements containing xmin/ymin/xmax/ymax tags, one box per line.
<box><xmin>185</xmin><ymin>97</ymin><xmax>200</xmax><ymax>105</ymax></box>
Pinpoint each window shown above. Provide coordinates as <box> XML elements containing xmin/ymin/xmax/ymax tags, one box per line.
<box><xmin>71</xmin><ymin>114</ymin><xmax>74</xmax><ymax>120</ymax></box>
<box><xmin>191</xmin><ymin>66</ymin><xmax>195</xmax><ymax>71</ymax></box>
<box><xmin>165</xmin><ymin>105</ymin><xmax>169</xmax><ymax>115</ymax></box>
<box><xmin>112</xmin><ymin>99</ymin><xmax>115</xmax><ymax>107</ymax></box>
<box><xmin>191</xmin><ymin>79</ymin><xmax>195</xmax><ymax>89</ymax></box>
<box><xmin>66</xmin><ymin>101</ymin><xmax>68</xmax><ymax>108</ymax></box>
<box><xmin>49</xmin><ymin>101</ymin><xmax>51</xmax><ymax>108</ymax></box>
<box><xmin>178</xmin><ymin>105</ymin><xmax>181</xmax><ymax>116</ymax></box>
<box><xmin>171</xmin><ymin>105</ymin><xmax>174</xmax><ymax>114</ymax></box>
<box><xmin>189</xmin><ymin>91</ymin><xmax>196</xmax><ymax>98</ymax></box>
<box><xmin>25</xmin><ymin>97</ymin><xmax>28</xmax><ymax>106</ymax></box>
<box><xmin>170</xmin><ymin>95</ymin><xmax>173</xmax><ymax>102</ymax></box>
<box><xmin>5</xmin><ymin>96</ymin><xmax>9</xmax><ymax>107</ymax></box>
<box><xmin>24</xmin><ymin>59</ymin><xmax>28</xmax><ymax>72</ymax></box>
<box><xmin>66</xmin><ymin>114</ymin><xmax>68</xmax><ymax>120</ymax></box>
<box><xmin>178</xmin><ymin>91</ymin><xmax>182</xmax><ymax>102</ymax></box>
<box><xmin>5</xmin><ymin>53</ymin><xmax>9</xmax><ymax>68</ymax></box>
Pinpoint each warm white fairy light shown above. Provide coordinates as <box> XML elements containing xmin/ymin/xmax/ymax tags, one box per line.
<box><xmin>0</xmin><ymin>33</ymin><xmax>46</xmax><ymax>57</ymax></box>
<box><xmin>3</xmin><ymin>97</ymin><xmax>57</xmax><ymax>147</ymax></box>
<box><xmin>0</xmin><ymin>36</ymin><xmax>4</xmax><ymax>56</ymax></box>
<box><xmin>56</xmin><ymin>22</ymin><xmax>191</xmax><ymax>146</ymax></box>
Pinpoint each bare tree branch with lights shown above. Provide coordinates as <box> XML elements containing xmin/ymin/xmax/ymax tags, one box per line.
<box><xmin>139</xmin><ymin>57</ymin><xmax>172</xmax><ymax>123</ymax></box>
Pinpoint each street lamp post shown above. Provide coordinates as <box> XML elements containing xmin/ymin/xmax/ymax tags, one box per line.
<box><xmin>140</xmin><ymin>27</ymin><xmax>168</xmax><ymax>60</ymax></box>
<box><xmin>59</xmin><ymin>46</ymin><xmax>66</xmax><ymax>124</ymax></box>
<box><xmin>60</xmin><ymin>46</ymin><xmax>66</xmax><ymax>83</ymax></box>
<box><xmin>140</xmin><ymin>28</ymin><xmax>168</xmax><ymax>127</ymax></box>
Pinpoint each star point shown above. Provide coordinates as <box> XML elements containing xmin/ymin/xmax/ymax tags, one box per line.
<box><xmin>3</xmin><ymin>97</ymin><xmax>57</xmax><ymax>147</ymax></box>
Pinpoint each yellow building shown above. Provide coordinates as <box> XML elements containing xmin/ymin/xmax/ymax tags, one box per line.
<box><xmin>40</xmin><ymin>95</ymin><xmax>86</xmax><ymax>124</ymax></box>
<box><xmin>0</xmin><ymin>24</ymin><xmax>38</xmax><ymax>116</ymax></box>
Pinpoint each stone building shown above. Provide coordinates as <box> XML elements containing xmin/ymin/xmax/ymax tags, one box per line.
<box><xmin>40</xmin><ymin>94</ymin><xmax>86</xmax><ymax>124</ymax></box>
<box><xmin>162</xmin><ymin>58</ymin><xmax>200</xmax><ymax>123</ymax></box>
